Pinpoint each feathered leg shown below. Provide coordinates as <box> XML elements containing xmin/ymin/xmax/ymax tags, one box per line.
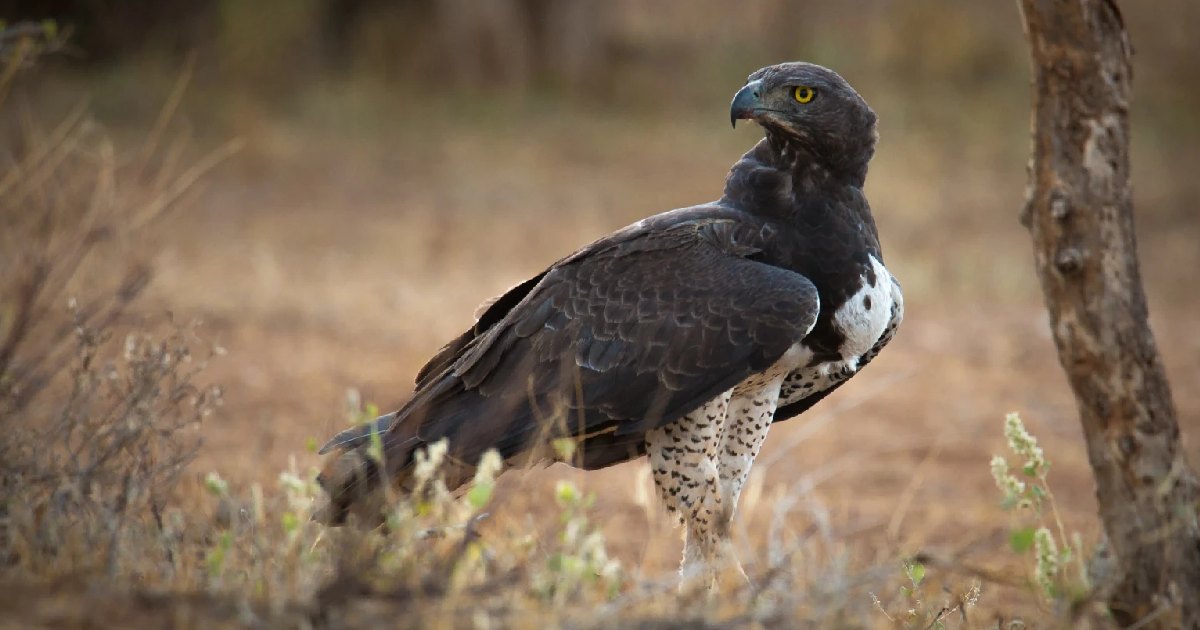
<box><xmin>645</xmin><ymin>389</ymin><xmax>733</xmax><ymax>588</ymax></box>
<box><xmin>719</xmin><ymin>372</ymin><xmax>785</xmax><ymax>523</ymax></box>
<box><xmin>710</xmin><ymin>371</ymin><xmax>787</xmax><ymax>584</ymax></box>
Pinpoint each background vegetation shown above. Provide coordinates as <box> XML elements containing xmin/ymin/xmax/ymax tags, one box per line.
<box><xmin>1</xmin><ymin>1</ymin><xmax>1197</xmax><ymax>626</ymax></box>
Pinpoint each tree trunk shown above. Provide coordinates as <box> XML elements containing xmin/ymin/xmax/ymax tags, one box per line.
<box><xmin>1018</xmin><ymin>0</ymin><xmax>1200</xmax><ymax>626</ymax></box>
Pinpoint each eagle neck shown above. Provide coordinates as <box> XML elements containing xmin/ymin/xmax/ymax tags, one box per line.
<box><xmin>721</xmin><ymin>138</ymin><xmax>865</xmax><ymax>217</ymax></box>
<box><xmin>767</xmin><ymin>130</ymin><xmax>872</xmax><ymax>189</ymax></box>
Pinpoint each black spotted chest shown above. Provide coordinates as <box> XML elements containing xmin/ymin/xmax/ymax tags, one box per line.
<box><xmin>779</xmin><ymin>254</ymin><xmax>903</xmax><ymax>407</ymax></box>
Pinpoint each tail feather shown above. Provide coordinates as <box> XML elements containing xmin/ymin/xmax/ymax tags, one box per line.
<box><xmin>313</xmin><ymin>449</ymin><xmax>385</xmax><ymax>525</ymax></box>
<box><xmin>314</xmin><ymin>411</ymin><xmax>412</xmax><ymax>526</ymax></box>
<box><xmin>317</xmin><ymin>412</ymin><xmax>397</xmax><ymax>455</ymax></box>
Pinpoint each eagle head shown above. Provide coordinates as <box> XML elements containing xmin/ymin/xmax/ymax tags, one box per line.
<box><xmin>731</xmin><ymin>62</ymin><xmax>878</xmax><ymax>182</ymax></box>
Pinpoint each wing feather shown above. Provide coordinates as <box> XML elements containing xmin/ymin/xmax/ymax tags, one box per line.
<box><xmin>322</xmin><ymin>208</ymin><xmax>820</xmax><ymax>480</ymax></box>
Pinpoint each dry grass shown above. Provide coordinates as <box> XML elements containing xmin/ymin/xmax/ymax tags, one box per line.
<box><xmin>2</xmin><ymin>15</ymin><xmax>1199</xmax><ymax>629</ymax></box>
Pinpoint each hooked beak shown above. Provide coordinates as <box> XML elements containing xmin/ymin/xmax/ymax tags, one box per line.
<box><xmin>730</xmin><ymin>79</ymin><xmax>764</xmax><ymax>128</ymax></box>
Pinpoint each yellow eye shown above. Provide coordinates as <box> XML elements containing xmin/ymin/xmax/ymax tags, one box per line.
<box><xmin>793</xmin><ymin>86</ymin><xmax>816</xmax><ymax>103</ymax></box>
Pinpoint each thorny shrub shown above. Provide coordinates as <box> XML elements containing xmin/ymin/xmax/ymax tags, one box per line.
<box><xmin>0</xmin><ymin>21</ymin><xmax>230</xmax><ymax>581</ymax></box>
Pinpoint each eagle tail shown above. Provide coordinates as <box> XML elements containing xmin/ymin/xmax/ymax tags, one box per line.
<box><xmin>313</xmin><ymin>412</ymin><xmax>417</xmax><ymax>526</ymax></box>
<box><xmin>317</xmin><ymin>412</ymin><xmax>397</xmax><ymax>455</ymax></box>
<box><xmin>313</xmin><ymin>400</ymin><xmax>473</xmax><ymax>526</ymax></box>
<box><xmin>314</xmin><ymin>442</ymin><xmax>425</xmax><ymax>526</ymax></box>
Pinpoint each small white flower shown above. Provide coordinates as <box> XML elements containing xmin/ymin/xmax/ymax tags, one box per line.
<box><xmin>990</xmin><ymin>455</ymin><xmax>1026</xmax><ymax>502</ymax></box>
<box><xmin>427</xmin><ymin>439</ymin><xmax>448</xmax><ymax>466</ymax></box>
<box><xmin>473</xmin><ymin>449</ymin><xmax>503</xmax><ymax>485</ymax></box>
<box><xmin>1034</xmin><ymin>527</ymin><xmax>1059</xmax><ymax>597</ymax></box>
<box><xmin>1004</xmin><ymin>413</ymin><xmax>1046</xmax><ymax>475</ymax></box>
<box><xmin>278</xmin><ymin>471</ymin><xmax>306</xmax><ymax>494</ymax></box>
<box><xmin>414</xmin><ymin>438</ymin><xmax>450</xmax><ymax>486</ymax></box>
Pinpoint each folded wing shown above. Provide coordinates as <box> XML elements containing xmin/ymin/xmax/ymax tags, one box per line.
<box><xmin>324</xmin><ymin>216</ymin><xmax>820</xmax><ymax>480</ymax></box>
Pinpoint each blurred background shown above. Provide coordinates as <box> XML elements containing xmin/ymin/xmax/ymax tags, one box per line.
<box><xmin>3</xmin><ymin>0</ymin><xmax>1198</xmax><ymax>606</ymax></box>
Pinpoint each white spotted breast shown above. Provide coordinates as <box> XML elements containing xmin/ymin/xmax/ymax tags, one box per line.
<box><xmin>834</xmin><ymin>254</ymin><xmax>902</xmax><ymax>365</ymax></box>
<box><xmin>777</xmin><ymin>254</ymin><xmax>902</xmax><ymax>408</ymax></box>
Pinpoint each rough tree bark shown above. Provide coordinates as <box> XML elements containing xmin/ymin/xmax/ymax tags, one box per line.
<box><xmin>1018</xmin><ymin>1</ymin><xmax>1200</xmax><ymax>627</ymax></box>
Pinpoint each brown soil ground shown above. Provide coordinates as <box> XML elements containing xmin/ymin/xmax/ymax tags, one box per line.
<box><xmin>6</xmin><ymin>100</ymin><xmax>1199</xmax><ymax>627</ymax></box>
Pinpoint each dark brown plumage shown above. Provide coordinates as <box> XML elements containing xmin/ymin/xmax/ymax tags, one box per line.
<box><xmin>317</xmin><ymin>62</ymin><xmax>902</xmax><ymax>582</ymax></box>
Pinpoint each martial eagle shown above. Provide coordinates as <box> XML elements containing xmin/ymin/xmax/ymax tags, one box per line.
<box><xmin>316</xmin><ymin>61</ymin><xmax>903</xmax><ymax>583</ymax></box>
